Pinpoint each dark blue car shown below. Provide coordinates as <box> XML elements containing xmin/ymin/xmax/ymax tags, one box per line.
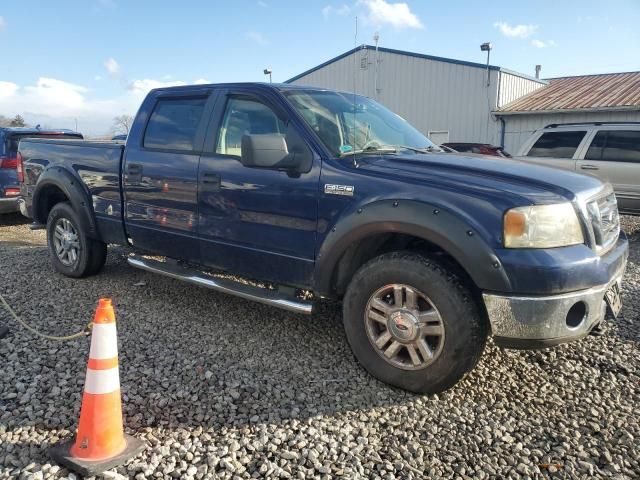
<box><xmin>1</xmin><ymin>127</ymin><xmax>82</xmax><ymax>214</ymax></box>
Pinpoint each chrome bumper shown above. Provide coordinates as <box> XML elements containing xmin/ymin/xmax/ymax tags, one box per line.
<box><xmin>483</xmin><ymin>270</ymin><xmax>624</xmax><ymax>349</ymax></box>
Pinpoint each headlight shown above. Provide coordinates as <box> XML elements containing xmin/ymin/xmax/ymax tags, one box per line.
<box><xmin>504</xmin><ymin>203</ymin><xmax>584</xmax><ymax>248</ymax></box>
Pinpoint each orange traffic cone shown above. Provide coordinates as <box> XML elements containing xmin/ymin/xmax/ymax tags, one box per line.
<box><xmin>50</xmin><ymin>298</ymin><xmax>145</xmax><ymax>476</ymax></box>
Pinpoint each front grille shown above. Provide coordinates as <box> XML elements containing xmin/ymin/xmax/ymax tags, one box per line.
<box><xmin>587</xmin><ymin>193</ymin><xmax>620</xmax><ymax>254</ymax></box>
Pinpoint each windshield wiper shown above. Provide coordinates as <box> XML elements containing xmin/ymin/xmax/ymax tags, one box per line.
<box><xmin>340</xmin><ymin>144</ymin><xmax>444</xmax><ymax>157</ymax></box>
<box><xmin>340</xmin><ymin>146</ymin><xmax>399</xmax><ymax>157</ymax></box>
<box><xmin>394</xmin><ymin>145</ymin><xmax>444</xmax><ymax>153</ymax></box>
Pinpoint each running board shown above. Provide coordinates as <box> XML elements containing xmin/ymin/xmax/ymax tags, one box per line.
<box><xmin>127</xmin><ymin>256</ymin><xmax>313</xmax><ymax>315</ymax></box>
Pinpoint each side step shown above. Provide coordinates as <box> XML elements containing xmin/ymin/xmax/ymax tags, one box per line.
<box><xmin>127</xmin><ymin>256</ymin><xmax>314</xmax><ymax>315</ymax></box>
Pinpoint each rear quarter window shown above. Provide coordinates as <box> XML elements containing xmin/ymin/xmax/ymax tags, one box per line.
<box><xmin>143</xmin><ymin>97</ymin><xmax>207</xmax><ymax>151</ymax></box>
<box><xmin>527</xmin><ymin>131</ymin><xmax>587</xmax><ymax>158</ymax></box>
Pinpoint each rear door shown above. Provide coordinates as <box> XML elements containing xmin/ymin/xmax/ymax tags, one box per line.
<box><xmin>577</xmin><ymin>128</ymin><xmax>640</xmax><ymax>213</ymax></box>
<box><xmin>123</xmin><ymin>90</ymin><xmax>215</xmax><ymax>261</ymax></box>
<box><xmin>521</xmin><ymin>129</ymin><xmax>588</xmax><ymax>171</ymax></box>
<box><xmin>197</xmin><ymin>87</ymin><xmax>320</xmax><ymax>287</ymax></box>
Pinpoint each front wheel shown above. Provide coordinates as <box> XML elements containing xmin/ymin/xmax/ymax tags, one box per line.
<box><xmin>46</xmin><ymin>202</ymin><xmax>107</xmax><ymax>278</ymax></box>
<box><xmin>343</xmin><ymin>251</ymin><xmax>488</xmax><ymax>393</ymax></box>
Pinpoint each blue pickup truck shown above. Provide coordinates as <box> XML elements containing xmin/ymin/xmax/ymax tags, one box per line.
<box><xmin>18</xmin><ymin>83</ymin><xmax>628</xmax><ymax>393</ymax></box>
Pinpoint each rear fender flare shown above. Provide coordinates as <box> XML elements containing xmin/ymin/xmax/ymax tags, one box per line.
<box><xmin>314</xmin><ymin>200</ymin><xmax>512</xmax><ymax>297</ymax></box>
<box><xmin>33</xmin><ymin>166</ymin><xmax>99</xmax><ymax>239</ymax></box>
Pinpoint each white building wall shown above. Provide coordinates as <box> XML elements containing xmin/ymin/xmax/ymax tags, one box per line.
<box><xmin>291</xmin><ymin>48</ymin><xmax>546</xmax><ymax>148</ymax></box>
<box><xmin>502</xmin><ymin>110</ymin><xmax>640</xmax><ymax>154</ymax></box>
<box><xmin>291</xmin><ymin>48</ymin><xmax>505</xmax><ymax>145</ymax></box>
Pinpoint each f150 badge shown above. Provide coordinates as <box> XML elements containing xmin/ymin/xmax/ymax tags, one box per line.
<box><xmin>324</xmin><ymin>184</ymin><xmax>355</xmax><ymax>196</ymax></box>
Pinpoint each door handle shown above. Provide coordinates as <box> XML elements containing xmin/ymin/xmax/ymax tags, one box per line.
<box><xmin>201</xmin><ymin>172</ymin><xmax>221</xmax><ymax>189</ymax></box>
<box><xmin>127</xmin><ymin>163</ymin><xmax>142</xmax><ymax>175</ymax></box>
<box><xmin>581</xmin><ymin>164</ymin><xmax>599</xmax><ymax>171</ymax></box>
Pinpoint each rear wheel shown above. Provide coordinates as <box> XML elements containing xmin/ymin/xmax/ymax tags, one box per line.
<box><xmin>343</xmin><ymin>251</ymin><xmax>488</xmax><ymax>393</ymax></box>
<box><xmin>46</xmin><ymin>202</ymin><xmax>107</xmax><ymax>278</ymax></box>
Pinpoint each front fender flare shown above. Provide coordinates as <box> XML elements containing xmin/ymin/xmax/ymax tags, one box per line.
<box><xmin>33</xmin><ymin>166</ymin><xmax>99</xmax><ymax>239</ymax></box>
<box><xmin>314</xmin><ymin>200</ymin><xmax>512</xmax><ymax>296</ymax></box>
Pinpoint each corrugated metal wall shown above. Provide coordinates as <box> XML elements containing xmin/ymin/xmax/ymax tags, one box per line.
<box><xmin>503</xmin><ymin>110</ymin><xmax>640</xmax><ymax>154</ymax></box>
<box><xmin>290</xmin><ymin>48</ymin><xmax>544</xmax><ymax>147</ymax></box>
<box><xmin>498</xmin><ymin>72</ymin><xmax>545</xmax><ymax>108</ymax></box>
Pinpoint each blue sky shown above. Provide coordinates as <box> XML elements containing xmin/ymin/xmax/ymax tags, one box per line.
<box><xmin>1</xmin><ymin>0</ymin><xmax>639</xmax><ymax>135</ymax></box>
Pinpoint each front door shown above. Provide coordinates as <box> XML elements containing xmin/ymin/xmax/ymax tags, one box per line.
<box><xmin>522</xmin><ymin>129</ymin><xmax>588</xmax><ymax>171</ymax></box>
<box><xmin>123</xmin><ymin>91</ymin><xmax>213</xmax><ymax>261</ymax></box>
<box><xmin>197</xmin><ymin>89</ymin><xmax>320</xmax><ymax>287</ymax></box>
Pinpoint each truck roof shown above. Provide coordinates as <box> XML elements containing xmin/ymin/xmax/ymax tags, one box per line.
<box><xmin>148</xmin><ymin>82</ymin><xmax>351</xmax><ymax>95</ymax></box>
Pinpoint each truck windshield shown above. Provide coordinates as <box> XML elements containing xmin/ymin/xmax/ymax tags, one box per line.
<box><xmin>284</xmin><ymin>90</ymin><xmax>439</xmax><ymax>157</ymax></box>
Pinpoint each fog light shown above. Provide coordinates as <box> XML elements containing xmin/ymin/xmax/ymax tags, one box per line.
<box><xmin>566</xmin><ymin>301</ymin><xmax>587</xmax><ymax>329</ymax></box>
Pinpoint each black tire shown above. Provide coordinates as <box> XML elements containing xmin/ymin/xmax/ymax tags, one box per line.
<box><xmin>343</xmin><ymin>251</ymin><xmax>488</xmax><ymax>394</ymax></box>
<box><xmin>46</xmin><ymin>202</ymin><xmax>107</xmax><ymax>278</ymax></box>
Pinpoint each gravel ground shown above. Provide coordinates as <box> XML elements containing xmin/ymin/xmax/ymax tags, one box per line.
<box><xmin>0</xmin><ymin>213</ymin><xmax>638</xmax><ymax>479</ymax></box>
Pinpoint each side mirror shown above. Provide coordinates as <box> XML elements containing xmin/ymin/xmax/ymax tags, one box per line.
<box><xmin>241</xmin><ymin>132</ymin><xmax>312</xmax><ymax>173</ymax></box>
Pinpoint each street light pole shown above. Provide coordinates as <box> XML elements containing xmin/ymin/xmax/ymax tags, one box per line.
<box><xmin>480</xmin><ymin>42</ymin><xmax>492</xmax><ymax>87</ymax></box>
<box><xmin>263</xmin><ymin>68</ymin><xmax>273</xmax><ymax>83</ymax></box>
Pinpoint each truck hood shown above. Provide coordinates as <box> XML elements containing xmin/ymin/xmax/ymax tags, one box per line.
<box><xmin>358</xmin><ymin>152</ymin><xmax>604</xmax><ymax>205</ymax></box>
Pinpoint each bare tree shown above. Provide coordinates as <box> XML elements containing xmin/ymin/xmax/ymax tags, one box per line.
<box><xmin>112</xmin><ymin>115</ymin><xmax>134</xmax><ymax>135</ymax></box>
<box><xmin>9</xmin><ymin>115</ymin><xmax>26</xmax><ymax>127</ymax></box>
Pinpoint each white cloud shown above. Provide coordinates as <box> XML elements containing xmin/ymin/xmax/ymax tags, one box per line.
<box><xmin>358</xmin><ymin>0</ymin><xmax>422</xmax><ymax>29</ymax></box>
<box><xmin>258</xmin><ymin>0</ymin><xmax>268</xmax><ymax>6</ymax></box>
<box><xmin>0</xmin><ymin>76</ymin><xmax>211</xmax><ymax>136</ymax></box>
<box><xmin>127</xmin><ymin>78</ymin><xmax>187</xmax><ymax>94</ymax></box>
<box><xmin>104</xmin><ymin>57</ymin><xmax>120</xmax><ymax>76</ymax></box>
<box><xmin>493</xmin><ymin>21</ymin><xmax>537</xmax><ymax>38</ymax></box>
<box><xmin>0</xmin><ymin>81</ymin><xmax>19</xmax><ymax>99</ymax></box>
<box><xmin>322</xmin><ymin>4</ymin><xmax>351</xmax><ymax>19</ymax></box>
<box><xmin>246</xmin><ymin>31</ymin><xmax>268</xmax><ymax>46</ymax></box>
<box><xmin>94</xmin><ymin>75</ymin><xmax>102</xmax><ymax>81</ymax></box>
<box><xmin>193</xmin><ymin>78</ymin><xmax>211</xmax><ymax>84</ymax></box>
<box><xmin>531</xmin><ymin>39</ymin><xmax>556</xmax><ymax>48</ymax></box>
<box><xmin>0</xmin><ymin>16</ymin><xmax>6</xmax><ymax>31</ymax></box>
<box><xmin>97</xmin><ymin>0</ymin><xmax>117</xmax><ymax>8</ymax></box>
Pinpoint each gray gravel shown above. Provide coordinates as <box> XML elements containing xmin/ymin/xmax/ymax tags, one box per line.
<box><xmin>1</xmin><ymin>212</ymin><xmax>638</xmax><ymax>479</ymax></box>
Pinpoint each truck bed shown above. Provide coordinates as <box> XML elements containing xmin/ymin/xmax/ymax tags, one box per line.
<box><xmin>19</xmin><ymin>138</ymin><xmax>126</xmax><ymax>244</ymax></box>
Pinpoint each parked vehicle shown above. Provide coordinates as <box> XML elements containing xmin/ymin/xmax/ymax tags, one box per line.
<box><xmin>516</xmin><ymin>123</ymin><xmax>640</xmax><ymax>215</ymax></box>
<box><xmin>18</xmin><ymin>83</ymin><xmax>628</xmax><ymax>393</ymax></box>
<box><xmin>442</xmin><ymin>142</ymin><xmax>511</xmax><ymax>158</ymax></box>
<box><xmin>1</xmin><ymin>127</ymin><xmax>83</xmax><ymax>214</ymax></box>
<box><xmin>111</xmin><ymin>134</ymin><xmax>127</xmax><ymax>141</ymax></box>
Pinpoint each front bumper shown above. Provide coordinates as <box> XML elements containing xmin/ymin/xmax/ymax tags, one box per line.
<box><xmin>484</xmin><ymin>242</ymin><xmax>628</xmax><ymax>349</ymax></box>
<box><xmin>0</xmin><ymin>197</ymin><xmax>19</xmax><ymax>214</ymax></box>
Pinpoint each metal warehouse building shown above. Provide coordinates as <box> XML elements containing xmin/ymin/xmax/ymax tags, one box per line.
<box><xmin>495</xmin><ymin>72</ymin><xmax>640</xmax><ymax>153</ymax></box>
<box><xmin>286</xmin><ymin>45</ymin><xmax>546</xmax><ymax>150</ymax></box>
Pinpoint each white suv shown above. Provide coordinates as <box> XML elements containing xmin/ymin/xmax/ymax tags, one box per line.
<box><xmin>516</xmin><ymin>123</ymin><xmax>640</xmax><ymax>215</ymax></box>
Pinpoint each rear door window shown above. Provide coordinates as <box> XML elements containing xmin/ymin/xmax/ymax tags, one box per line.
<box><xmin>585</xmin><ymin>130</ymin><xmax>640</xmax><ymax>163</ymax></box>
<box><xmin>527</xmin><ymin>131</ymin><xmax>587</xmax><ymax>158</ymax></box>
<box><xmin>144</xmin><ymin>97</ymin><xmax>207</xmax><ymax>151</ymax></box>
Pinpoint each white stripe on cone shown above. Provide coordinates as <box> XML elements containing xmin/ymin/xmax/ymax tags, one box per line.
<box><xmin>89</xmin><ymin>323</ymin><xmax>119</xmax><ymax>359</ymax></box>
<box><xmin>84</xmin><ymin>367</ymin><xmax>120</xmax><ymax>394</ymax></box>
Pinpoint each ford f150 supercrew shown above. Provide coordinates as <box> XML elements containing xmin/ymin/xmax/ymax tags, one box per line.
<box><xmin>18</xmin><ymin>83</ymin><xmax>628</xmax><ymax>393</ymax></box>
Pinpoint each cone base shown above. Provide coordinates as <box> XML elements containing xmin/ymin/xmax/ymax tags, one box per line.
<box><xmin>49</xmin><ymin>434</ymin><xmax>146</xmax><ymax>477</ymax></box>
